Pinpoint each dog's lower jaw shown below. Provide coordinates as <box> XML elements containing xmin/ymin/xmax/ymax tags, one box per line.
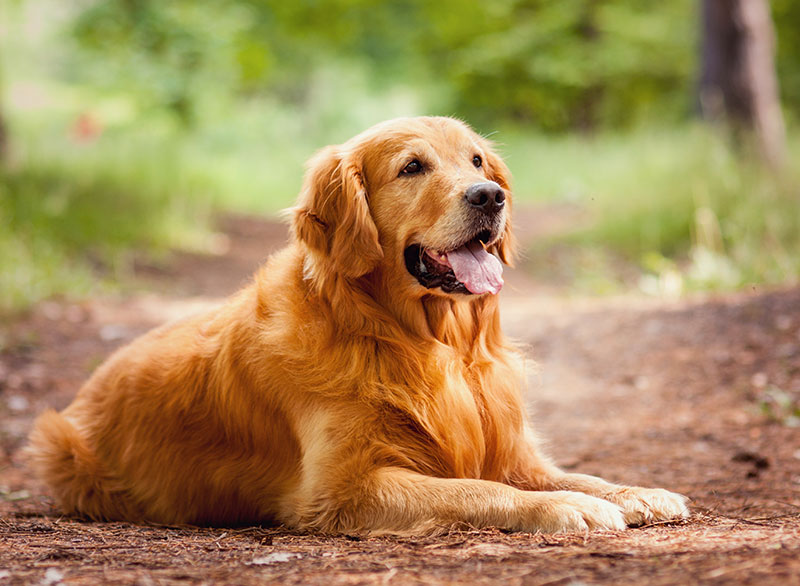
<box><xmin>404</xmin><ymin>244</ymin><xmax>471</xmax><ymax>295</ymax></box>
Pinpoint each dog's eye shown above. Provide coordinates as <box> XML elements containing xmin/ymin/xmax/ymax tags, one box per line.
<box><xmin>400</xmin><ymin>160</ymin><xmax>423</xmax><ymax>176</ymax></box>
<box><xmin>472</xmin><ymin>155</ymin><xmax>482</xmax><ymax>168</ymax></box>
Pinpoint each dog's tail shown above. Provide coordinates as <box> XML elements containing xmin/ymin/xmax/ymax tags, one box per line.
<box><xmin>26</xmin><ymin>409</ymin><xmax>137</xmax><ymax>520</ymax></box>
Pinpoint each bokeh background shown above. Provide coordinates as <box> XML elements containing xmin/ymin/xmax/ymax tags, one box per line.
<box><xmin>1</xmin><ymin>0</ymin><xmax>798</xmax><ymax>312</ymax></box>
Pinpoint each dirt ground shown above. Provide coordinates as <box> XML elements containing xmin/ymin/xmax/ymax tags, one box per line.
<box><xmin>1</xmin><ymin>212</ymin><xmax>799</xmax><ymax>585</ymax></box>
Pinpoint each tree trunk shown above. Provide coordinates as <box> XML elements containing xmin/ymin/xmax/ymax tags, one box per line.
<box><xmin>700</xmin><ymin>0</ymin><xmax>785</xmax><ymax>167</ymax></box>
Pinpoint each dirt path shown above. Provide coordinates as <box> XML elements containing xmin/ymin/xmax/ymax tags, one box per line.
<box><xmin>1</xmin><ymin>213</ymin><xmax>799</xmax><ymax>585</ymax></box>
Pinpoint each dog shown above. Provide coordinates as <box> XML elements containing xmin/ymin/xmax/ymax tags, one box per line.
<box><xmin>28</xmin><ymin>116</ymin><xmax>688</xmax><ymax>534</ymax></box>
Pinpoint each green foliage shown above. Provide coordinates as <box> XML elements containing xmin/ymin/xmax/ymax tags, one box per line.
<box><xmin>0</xmin><ymin>58</ymin><xmax>429</xmax><ymax>313</ymax></box>
<box><xmin>64</xmin><ymin>0</ymin><xmax>701</xmax><ymax>132</ymax></box>
<box><xmin>429</xmin><ymin>0</ymin><xmax>696</xmax><ymax>130</ymax></box>
<box><xmin>773</xmin><ymin>0</ymin><xmax>800</xmax><ymax>121</ymax></box>
<box><xmin>27</xmin><ymin>0</ymin><xmax>800</xmax><ymax>133</ymax></box>
<box><xmin>70</xmin><ymin>1</ymin><xmax>250</xmax><ymax>126</ymax></box>
<box><xmin>61</xmin><ymin>0</ymin><xmax>800</xmax><ymax>131</ymax></box>
<box><xmin>514</xmin><ymin>126</ymin><xmax>800</xmax><ymax>293</ymax></box>
<box><xmin>1</xmin><ymin>0</ymin><xmax>799</xmax><ymax>313</ymax></box>
<box><xmin>0</xmin><ymin>132</ymin><xmax>214</xmax><ymax>312</ymax></box>
<box><xmin>67</xmin><ymin>0</ymin><xmax>430</xmax><ymax>128</ymax></box>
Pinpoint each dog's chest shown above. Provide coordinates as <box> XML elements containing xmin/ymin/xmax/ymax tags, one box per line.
<box><xmin>397</xmin><ymin>367</ymin><xmax>520</xmax><ymax>481</ymax></box>
<box><xmin>461</xmin><ymin>371</ymin><xmax>521</xmax><ymax>480</ymax></box>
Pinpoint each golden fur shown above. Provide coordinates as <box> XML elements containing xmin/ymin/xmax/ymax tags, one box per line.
<box><xmin>28</xmin><ymin>117</ymin><xmax>688</xmax><ymax>534</ymax></box>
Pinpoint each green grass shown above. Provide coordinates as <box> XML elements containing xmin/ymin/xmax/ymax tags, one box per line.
<box><xmin>501</xmin><ymin>125</ymin><xmax>800</xmax><ymax>294</ymax></box>
<box><xmin>3</xmin><ymin>1</ymin><xmax>797</xmax><ymax>313</ymax></box>
<box><xmin>0</xmin><ymin>138</ymin><xmax>209</xmax><ymax>312</ymax></box>
<box><xmin>0</xmin><ymin>69</ymin><xmax>427</xmax><ymax>314</ymax></box>
<box><xmin>1</xmin><ymin>115</ymin><xmax>798</xmax><ymax>313</ymax></box>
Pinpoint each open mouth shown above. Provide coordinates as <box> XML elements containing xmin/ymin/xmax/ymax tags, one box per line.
<box><xmin>404</xmin><ymin>229</ymin><xmax>504</xmax><ymax>295</ymax></box>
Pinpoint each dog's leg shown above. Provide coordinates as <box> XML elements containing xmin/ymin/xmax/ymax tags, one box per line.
<box><xmin>537</xmin><ymin>471</ymin><xmax>689</xmax><ymax>526</ymax></box>
<box><xmin>508</xmin><ymin>436</ymin><xmax>689</xmax><ymax>527</ymax></box>
<box><xmin>294</xmin><ymin>466</ymin><xmax>626</xmax><ymax>535</ymax></box>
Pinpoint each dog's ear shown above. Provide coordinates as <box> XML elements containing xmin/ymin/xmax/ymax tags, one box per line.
<box><xmin>292</xmin><ymin>145</ymin><xmax>383</xmax><ymax>278</ymax></box>
<box><xmin>483</xmin><ymin>147</ymin><xmax>517</xmax><ymax>267</ymax></box>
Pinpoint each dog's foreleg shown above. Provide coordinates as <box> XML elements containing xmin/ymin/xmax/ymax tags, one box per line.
<box><xmin>299</xmin><ymin>467</ymin><xmax>626</xmax><ymax>535</ymax></box>
<box><xmin>539</xmin><ymin>471</ymin><xmax>689</xmax><ymax>526</ymax></box>
<box><xmin>508</xmin><ymin>437</ymin><xmax>689</xmax><ymax>526</ymax></box>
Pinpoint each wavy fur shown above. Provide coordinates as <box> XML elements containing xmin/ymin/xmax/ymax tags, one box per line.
<box><xmin>27</xmin><ymin>117</ymin><xmax>687</xmax><ymax>533</ymax></box>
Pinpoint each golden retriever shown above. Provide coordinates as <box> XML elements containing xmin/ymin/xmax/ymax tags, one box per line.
<box><xmin>28</xmin><ymin>116</ymin><xmax>688</xmax><ymax>534</ymax></box>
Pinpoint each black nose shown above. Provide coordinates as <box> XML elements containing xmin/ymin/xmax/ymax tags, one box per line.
<box><xmin>464</xmin><ymin>182</ymin><xmax>505</xmax><ymax>215</ymax></box>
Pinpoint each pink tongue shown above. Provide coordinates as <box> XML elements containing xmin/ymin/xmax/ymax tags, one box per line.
<box><xmin>445</xmin><ymin>241</ymin><xmax>504</xmax><ymax>295</ymax></box>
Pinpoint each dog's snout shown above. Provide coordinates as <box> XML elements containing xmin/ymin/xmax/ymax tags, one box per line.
<box><xmin>464</xmin><ymin>182</ymin><xmax>505</xmax><ymax>215</ymax></box>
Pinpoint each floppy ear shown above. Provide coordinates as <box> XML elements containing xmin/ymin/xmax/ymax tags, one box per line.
<box><xmin>483</xmin><ymin>147</ymin><xmax>517</xmax><ymax>267</ymax></box>
<box><xmin>292</xmin><ymin>145</ymin><xmax>383</xmax><ymax>278</ymax></box>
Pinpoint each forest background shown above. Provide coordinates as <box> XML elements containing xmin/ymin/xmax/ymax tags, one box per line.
<box><xmin>1</xmin><ymin>0</ymin><xmax>798</xmax><ymax>312</ymax></box>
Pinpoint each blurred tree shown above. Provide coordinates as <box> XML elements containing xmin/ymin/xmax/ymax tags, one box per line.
<box><xmin>415</xmin><ymin>0</ymin><xmax>696</xmax><ymax>131</ymax></box>
<box><xmin>72</xmin><ymin>0</ymin><xmax>213</xmax><ymax>127</ymax></box>
<box><xmin>65</xmin><ymin>0</ymin><xmax>800</xmax><ymax>134</ymax></box>
<box><xmin>423</xmin><ymin>0</ymin><xmax>796</xmax><ymax>132</ymax></box>
<box><xmin>700</xmin><ymin>0</ymin><xmax>785</xmax><ymax>166</ymax></box>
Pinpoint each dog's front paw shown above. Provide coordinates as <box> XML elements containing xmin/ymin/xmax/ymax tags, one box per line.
<box><xmin>604</xmin><ymin>487</ymin><xmax>689</xmax><ymax>526</ymax></box>
<box><xmin>526</xmin><ymin>491</ymin><xmax>627</xmax><ymax>533</ymax></box>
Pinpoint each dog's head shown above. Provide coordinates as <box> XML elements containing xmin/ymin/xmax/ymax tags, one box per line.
<box><xmin>292</xmin><ymin>117</ymin><xmax>515</xmax><ymax>299</ymax></box>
